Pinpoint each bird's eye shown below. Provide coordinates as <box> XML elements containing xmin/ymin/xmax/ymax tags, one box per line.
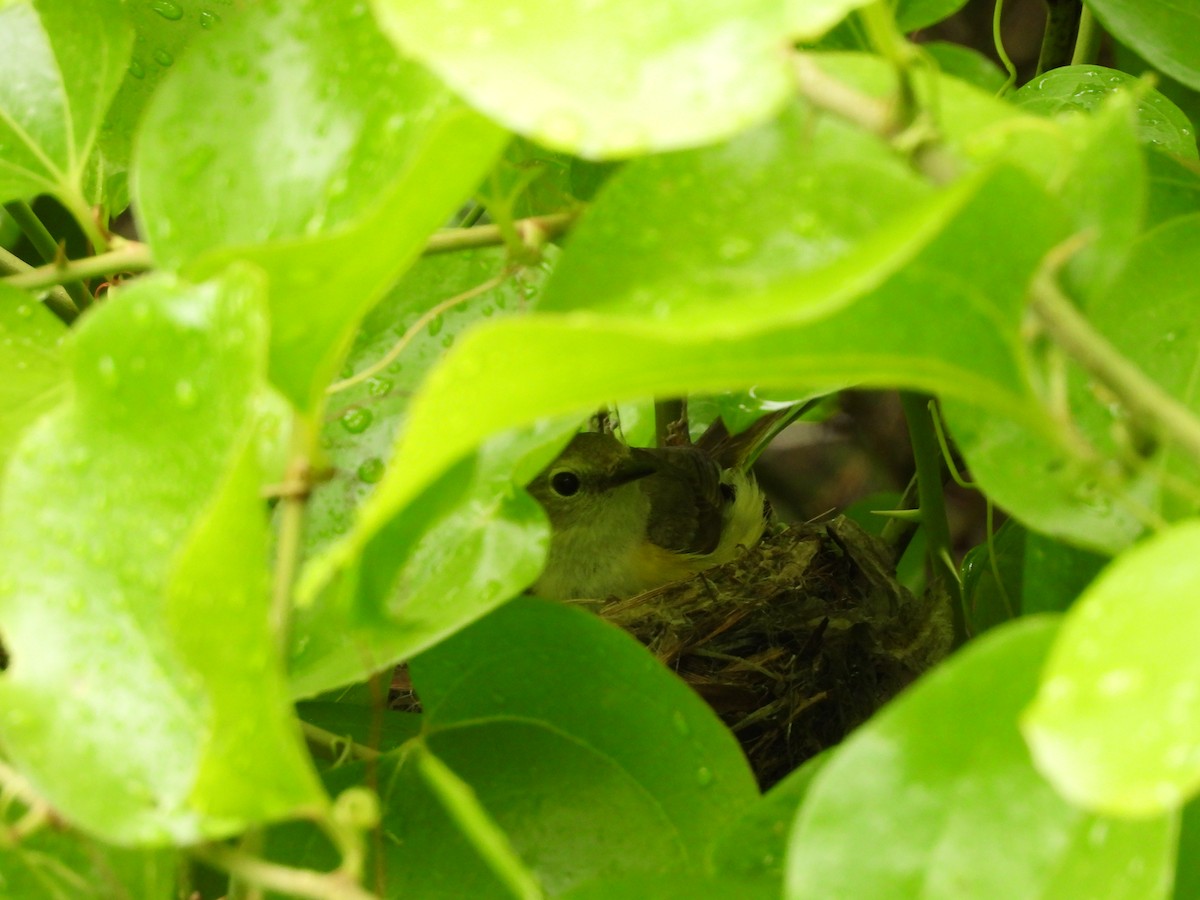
<box><xmin>550</xmin><ymin>471</ymin><xmax>581</xmax><ymax>497</ymax></box>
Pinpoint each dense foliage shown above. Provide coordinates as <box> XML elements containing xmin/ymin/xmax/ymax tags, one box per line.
<box><xmin>2</xmin><ymin>0</ymin><xmax>1199</xmax><ymax>896</ymax></box>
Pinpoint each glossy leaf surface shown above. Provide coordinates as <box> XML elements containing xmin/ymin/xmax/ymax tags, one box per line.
<box><xmin>0</xmin><ymin>0</ymin><xmax>131</xmax><ymax>209</ymax></box>
<box><xmin>134</xmin><ymin>0</ymin><xmax>506</xmax><ymax>408</ymax></box>
<box><xmin>1024</xmin><ymin>521</ymin><xmax>1200</xmax><ymax>816</ymax></box>
<box><xmin>787</xmin><ymin>618</ymin><xmax>1176</xmax><ymax>898</ymax></box>
<box><xmin>0</xmin><ymin>285</ymin><xmax>66</xmax><ymax>476</ymax></box>
<box><xmin>0</xmin><ymin>270</ymin><xmax>322</xmax><ymax>842</ymax></box>
<box><xmin>1086</xmin><ymin>0</ymin><xmax>1200</xmax><ymax>91</ymax></box>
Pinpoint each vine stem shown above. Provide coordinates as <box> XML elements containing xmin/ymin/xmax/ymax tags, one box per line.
<box><xmin>423</xmin><ymin>212</ymin><xmax>575</xmax><ymax>256</ymax></box>
<box><xmin>191</xmin><ymin>843</ymin><xmax>379</xmax><ymax>900</ymax></box>
<box><xmin>1029</xmin><ymin>255</ymin><xmax>1200</xmax><ymax>469</ymax></box>
<box><xmin>327</xmin><ymin>271</ymin><xmax>509</xmax><ymax>395</ymax></box>
<box><xmin>1071</xmin><ymin>6</ymin><xmax>1102</xmax><ymax>65</ymax></box>
<box><xmin>301</xmin><ymin>721</ymin><xmax>381</xmax><ymax>763</ymax></box>
<box><xmin>3</xmin><ymin>200</ymin><xmax>93</xmax><ymax>311</ymax></box>
<box><xmin>900</xmin><ymin>392</ymin><xmax>967</xmax><ymax>645</ymax></box>
<box><xmin>2</xmin><ymin>240</ymin><xmax>153</xmax><ymax>292</ymax></box>
<box><xmin>0</xmin><ymin>243</ymin><xmax>78</xmax><ymax>323</ymax></box>
<box><xmin>1036</xmin><ymin>0</ymin><xmax>1083</xmax><ymax>75</ymax></box>
<box><xmin>270</xmin><ymin>414</ymin><xmax>316</xmax><ymax>656</ymax></box>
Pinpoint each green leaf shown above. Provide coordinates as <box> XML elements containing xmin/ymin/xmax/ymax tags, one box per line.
<box><xmin>895</xmin><ymin>0</ymin><xmax>969</xmax><ymax>32</ymax></box>
<box><xmin>95</xmin><ymin>0</ymin><xmax>237</xmax><ymax>212</ymax></box>
<box><xmin>1013</xmin><ymin>66</ymin><xmax>1198</xmax><ymax>159</ymax></box>
<box><xmin>289</xmin><ymin>250</ymin><xmax>562</xmax><ymax>697</ymax></box>
<box><xmin>1086</xmin><ymin>0</ymin><xmax>1200</xmax><ymax>92</ymax></box>
<box><xmin>1085</xmin><ymin>213</ymin><xmax>1200</xmax><ymax>523</ymax></box>
<box><xmin>710</xmin><ymin>753</ymin><xmax>830</xmax><ymax>886</ymax></box>
<box><xmin>0</xmin><ymin>270</ymin><xmax>323</xmax><ymax>842</ymax></box>
<box><xmin>134</xmin><ymin>0</ymin><xmax>507</xmax><ymax>409</ymax></box>
<box><xmin>1145</xmin><ymin>150</ymin><xmax>1200</xmax><ymax>229</ymax></box>
<box><xmin>1024</xmin><ymin>520</ymin><xmax>1200</xmax><ymax>816</ymax></box>
<box><xmin>562</xmin><ymin>873</ymin><xmax>778</xmax><ymax>899</ymax></box>
<box><xmin>537</xmin><ymin>108</ymin><xmax>932</xmax><ymax>324</ymax></box>
<box><xmin>784</xmin><ymin>0</ymin><xmax>871</xmax><ymax>39</ymax></box>
<box><xmin>371</xmin><ymin>0</ymin><xmax>793</xmax><ymax>158</ymax></box>
<box><xmin>1177</xmin><ymin>796</ymin><xmax>1200</xmax><ymax>899</ymax></box>
<box><xmin>960</xmin><ymin>520</ymin><xmax>1108</xmax><ymax>634</ymax></box>
<box><xmin>409</xmin><ymin>598</ymin><xmax>760</xmax><ymax>886</ymax></box>
<box><xmin>787</xmin><ymin>617</ymin><xmax>1177</xmax><ymax>898</ymax></box>
<box><xmin>0</xmin><ymin>824</ymin><xmax>176</xmax><ymax>900</ymax></box>
<box><xmin>924</xmin><ymin>41</ymin><xmax>1007</xmax><ymax>92</ymax></box>
<box><xmin>307</xmin><ymin>163</ymin><xmax>1069</xmax><ymax>597</ymax></box>
<box><xmin>0</xmin><ymin>0</ymin><xmax>132</xmax><ymax>217</ymax></box>
<box><xmin>942</xmin><ymin>96</ymin><xmax>1154</xmax><ymax>556</ymax></box>
<box><xmin>0</xmin><ymin>286</ymin><xmax>66</xmax><ymax>477</ymax></box>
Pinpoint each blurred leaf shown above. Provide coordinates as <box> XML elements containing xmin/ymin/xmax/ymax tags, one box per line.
<box><xmin>96</xmin><ymin>0</ymin><xmax>236</xmax><ymax>212</ymax></box>
<box><xmin>134</xmin><ymin>0</ymin><xmax>506</xmax><ymax>409</ymax></box>
<box><xmin>1013</xmin><ymin>66</ymin><xmax>1197</xmax><ymax>159</ymax></box>
<box><xmin>1144</xmin><ymin>151</ymin><xmax>1200</xmax><ymax>228</ymax></box>
<box><xmin>1177</xmin><ymin>796</ymin><xmax>1200</xmax><ymax>899</ymax></box>
<box><xmin>0</xmin><ymin>0</ymin><xmax>132</xmax><ymax>211</ymax></box>
<box><xmin>1024</xmin><ymin>520</ymin><xmax>1200</xmax><ymax>816</ymax></box>
<box><xmin>409</xmin><ymin>597</ymin><xmax>759</xmax><ymax>889</ymax></box>
<box><xmin>710</xmin><ymin>753</ymin><xmax>829</xmax><ymax>885</ymax></box>
<box><xmin>0</xmin><ymin>822</ymin><xmax>176</xmax><ymax>900</ymax></box>
<box><xmin>563</xmin><ymin>873</ymin><xmax>778</xmax><ymax>899</ymax></box>
<box><xmin>289</xmin><ymin>250</ymin><xmax>562</xmax><ymax>697</ymax></box>
<box><xmin>784</xmin><ymin>0</ymin><xmax>871</xmax><ymax>38</ymax></box>
<box><xmin>895</xmin><ymin>0</ymin><xmax>969</xmax><ymax>32</ymax></box>
<box><xmin>943</xmin><ymin>96</ymin><xmax>1154</xmax><ymax>555</ymax></box>
<box><xmin>307</xmin><ymin>163</ymin><xmax>1068</xmax><ymax>601</ymax></box>
<box><xmin>0</xmin><ymin>286</ymin><xmax>66</xmax><ymax>477</ymax></box>
<box><xmin>1086</xmin><ymin>0</ymin><xmax>1200</xmax><ymax>92</ymax></box>
<box><xmin>787</xmin><ymin>617</ymin><xmax>1177</xmax><ymax>898</ymax></box>
<box><xmin>0</xmin><ymin>270</ymin><xmax>322</xmax><ymax>842</ymax></box>
<box><xmin>372</xmin><ymin>0</ymin><xmax>793</xmax><ymax>158</ymax></box>
<box><xmin>923</xmin><ymin>40</ymin><xmax>1007</xmax><ymax>92</ymax></box>
<box><xmin>1085</xmin><ymin>213</ymin><xmax>1200</xmax><ymax>523</ymax></box>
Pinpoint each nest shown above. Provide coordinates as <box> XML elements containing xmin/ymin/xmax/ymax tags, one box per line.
<box><xmin>598</xmin><ymin>516</ymin><xmax>954</xmax><ymax>788</ymax></box>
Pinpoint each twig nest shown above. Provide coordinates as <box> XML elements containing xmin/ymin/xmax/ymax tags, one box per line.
<box><xmin>598</xmin><ymin>516</ymin><xmax>954</xmax><ymax>788</ymax></box>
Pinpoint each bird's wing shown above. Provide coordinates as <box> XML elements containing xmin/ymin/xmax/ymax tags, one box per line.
<box><xmin>637</xmin><ymin>445</ymin><xmax>727</xmax><ymax>555</ymax></box>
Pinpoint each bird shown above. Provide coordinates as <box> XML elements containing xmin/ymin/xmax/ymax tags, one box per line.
<box><xmin>526</xmin><ymin>409</ymin><xmax>801</xmax><ymax>600</ymax></box>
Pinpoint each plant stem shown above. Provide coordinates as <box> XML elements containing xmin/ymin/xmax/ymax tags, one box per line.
<box><xmin>992</xmin><ymin>0</ymin><xmax>1018</xmax><ymax>94</ymax></box>
<box><xmin>0</xmin><ymin>244</ymin><xmax>77</xmax><ymax>323</ymax></box>
<box><xmin>2</xmin><ymin>240</ymin><xmax>153</xmax><ymax>291</ymax></box>
<box><xmin>302</xmin><ymin>722</ymin><xmax>381</xmax><ymax>763</ymax></box>
<box><xmin>1071</xmin><ymin>5</ymin><xmax>1102</xmax><ymax>65</ymax></box>
<box><xmin>271</xmin><ymin>415</ymin><xmax>315</xmax><ymax>656</ymax></box>
<box><xmin>415</xmin><ymin>744</ymin><xmax>544</xmax><ymax>899</ymax></box>
<box><xmin>1036</xmin><ymin>0</ymin><xmax>1082</xmax><ymax>75</ymax></box>
<box><xmin>3</xmin><ymin>200</ymin><xmax>93</xmax><ymax>311</ymax></box>
<box><xmin>654</xmin><ymin>398</ymin><xmax>686</xmax><ymax>447</ymax></box>
<box><xmin>791</xmin><ymin>53</ymin><xmax>960</xmax><ymax>184</ymax></box>
<box><xmin>192</xmin><ymin>843</ymin><xmax>379</xmax><ymax>900</ymax></box>
<box><xmin>900</xmin><ymin>392</ymin><xmax>967</xmax><ymax>646</ymax></box>
<box><xmin>1030</xmin><ymin>265</ymin><xmax>1200</xmax><ymax>470</ymax></box>
<box><xmin>423</xmin><ymin>213</ymin><xmax>575</xmax><ymax>256</ymax></box>
<box><xmin>327</xmin><ymin>271</ymin><xmax>508</xmax><ymax>395</ymax></box>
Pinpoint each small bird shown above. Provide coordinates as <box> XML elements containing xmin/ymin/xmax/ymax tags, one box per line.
<box><xmin>526</xmin><ymin>411</ymin><xmax>799</xmax><ymax>600</ymax></box>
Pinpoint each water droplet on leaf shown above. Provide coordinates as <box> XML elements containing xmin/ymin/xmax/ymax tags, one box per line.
<box><xmin>366</xmin><ymin>377</ymin><xmax>393</xmax><ymax>397</ymax></box>
<box><xmin>357</xmin><ymin>457</ymin><xmax>385</xmax><ymax>483</ymax></box>
<box><xmin>149</xmin><ymin>0</ymin><xmax>184</xmax><ymax>20</ymax></box>
<box><xmin>198</xmin><ymin>9</ymin><xmax>220</xmax><ymax>28</ymax></box>
<box><xmin>129</xmin><ymin>59</ymin><xmax>145</xmax><ymax>79</ymax></box>
<box><xmin>340</xmin><ymin>406</ymin><xmax>373</xmax><ymax>434</ymax></box>
<box><xmin>153</xmin><ymin>48</ymin><xmax>174</xmax><ymax>67</ymax></box>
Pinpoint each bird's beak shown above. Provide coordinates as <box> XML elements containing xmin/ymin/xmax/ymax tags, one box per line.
<box><xmin>604</xmin><ymin>451</ymin><xmax>658</xmax><ymax>488</ymax></box>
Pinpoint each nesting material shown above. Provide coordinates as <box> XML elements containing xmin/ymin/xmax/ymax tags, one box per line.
<box><xmin>598</xmin><ymin>516</ymin><xmax>954</xmax><ymax>789</ymax></box>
